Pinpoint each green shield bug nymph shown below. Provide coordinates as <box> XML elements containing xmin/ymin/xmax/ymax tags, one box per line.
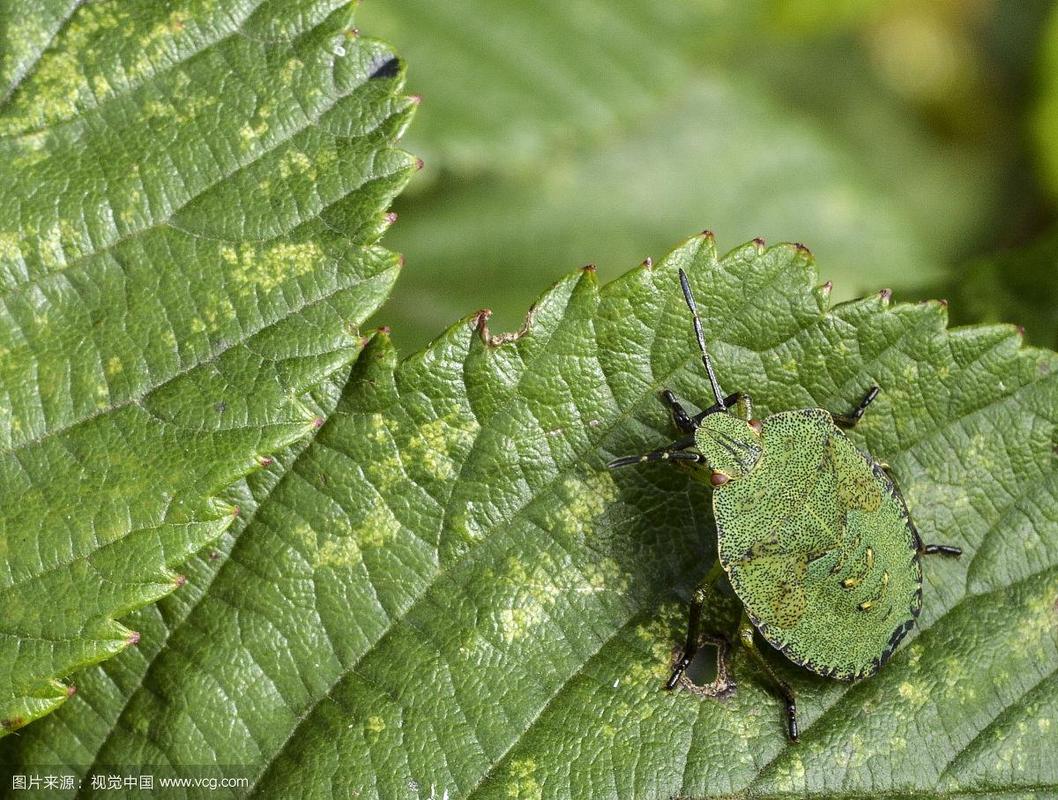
<box><xmin>608</xmin><ymin>268</ymin><xmax>961</xmax><ymax>741</ymax></box>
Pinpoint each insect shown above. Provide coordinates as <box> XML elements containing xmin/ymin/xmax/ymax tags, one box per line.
<box><xmin>608</xmin><ymin>268</ymin><xmax>961</xmax><ymax>740</ymax></box>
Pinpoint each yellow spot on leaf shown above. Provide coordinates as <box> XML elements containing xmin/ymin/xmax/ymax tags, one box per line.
<box><xmin>506</xmin><ymin>758</ymin><xmax>541</xmax><ymax>800</ymax></box>
<box><xmin>897</xmin><ymin>680</ymin><xmax>929</xmax><ymax>709</ymax></box>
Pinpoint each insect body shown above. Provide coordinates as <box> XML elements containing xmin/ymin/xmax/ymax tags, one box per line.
<box><xmin>608</xmin><ymin>268</ymin><xmax>961</xmax><ymax>740</ymax></box>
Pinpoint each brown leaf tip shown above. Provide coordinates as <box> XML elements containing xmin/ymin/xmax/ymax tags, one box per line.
<box><xmin>582</xmin><ymin>263</ymin><xmax>597</xmax><ymax>273</ymax></box>
<box><xmin>792</xmin><ymin>242</ymin><xmax>812</xmax><ymax>256</ymax></box>
<box><xmin>385</xmin><ymin>212</ymin><xmax>398</xmax><ymax>224</ymax></box>
<box><xmin>752</xmin><ymin>237</ymin><xmax>766</xmax><ymax>251</ymax></box>
<box><xmin>173</xmin><ymin>574</ymin><xmax>187</xmax><ymax>588</ymax></box>
<box><xmin>66</xmin><ymin>684</ymin><xmax>78</xmax><ymax>698</ymax></box>
<box><xmin>879</xmin><ymin>288</ymin><xmax>893</xmax><ymax>303</ymax></box>
<box><xmin>700</xmin><ymin>229</ymin><xmax>716</xmax><ymax>240</ymax></box>
<box><xmin>257</xmin><ymin>455</ymin><xmax>275</xmax><ymax>468</ymax></box>
<box><xmin>311</xmin><ymin>416</ymin><xmax>325</xmax><ymax>429</ymax></box>
<box><xmin>473</xmin><ymin>309</ymin><xmax>493</xmax><ymax>332</ymax></box>
<box><xmin>641</xmin><ymin>256</ymin><xmax>653</xmax><ymax>269</ymax></box>
<box><xmin>127</xmin><ymin>631</ymin><xmax>141</xmax><ymax>646</ymax></box>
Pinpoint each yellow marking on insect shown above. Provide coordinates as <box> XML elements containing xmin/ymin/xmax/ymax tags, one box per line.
<box><xmin>858</xmin><ymin>600</ymin><xmax>873</xmax><ymax>611</ymax></box>
<box><xmin>842</xmin><ymin>577</ymin><xmax>860</xmax><ymax>588</ymax></box>
<box><xmin>866</xmin><ymin>547</ymin><xmax>874</xmax><ymax>569</ymax></box>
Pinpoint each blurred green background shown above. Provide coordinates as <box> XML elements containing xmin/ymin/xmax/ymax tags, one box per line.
<box><xmin>360</xmin><ymin>0</ymin><xmax>1058</xmax><ymax>352</ymax></box>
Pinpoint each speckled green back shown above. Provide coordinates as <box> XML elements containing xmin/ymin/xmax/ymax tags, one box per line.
<box><xmin>714</xmin><ymin>408</ymin><xmax>922</xmax><ymax>681</ymax></box>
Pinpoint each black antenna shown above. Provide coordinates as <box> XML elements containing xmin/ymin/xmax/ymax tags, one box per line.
<box><xmin>678</xmin><ymin>268</ymin><xmax>726</xmax><ymax>409</ymax></box>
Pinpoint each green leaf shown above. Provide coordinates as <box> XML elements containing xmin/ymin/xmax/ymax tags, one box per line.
<box><xmin>0</xmin><ymin>0</ymin><xmax>417</xmax><ymax>732</ymax></box>
<box><xmin>7</xmin><ymin>235</ymin><xmax>1057</xmax><ymax>797</ymax></box>
<box><xmin>359</xmin><ymin>0</ymin><xmax>999</xmax><ymax>351</ymax></box>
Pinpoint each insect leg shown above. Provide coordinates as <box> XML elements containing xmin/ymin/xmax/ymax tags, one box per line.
<box><xmin>738</xmin><ymin>613</ymin><xmax>799</xmax><ymax>741</ymax></box>
<box><xmin>667</xmin><ymin>559</ymin><xmax>725</xmax><ymax>689</ymax></box>
<box><xmin>920</xmin><ymin>543</ymin><xmax>962</xmax><ymax>557</ymax></box>
<box><xmin>660</xmin><ymin>389</ymin><xmax>699</xmax><ymax>433</ymax></box>
<box><xmin>607</xmin><ymin>432</ymin><xmax>703</xmax><ymax>468</ymax></box>
<box><xmin>607</xmin><ymin>447</ymin><xmax>702</xmax><ymax>469</ymax></box>
<box><xmin>833</xmin><ymin>386</ymin><xmax>880</xmax><ymax>429</ymax></box>
<box><xmin>690</xmin><ymin>392</ymin><xmax>744</xmax><ymax>424</ymax></box>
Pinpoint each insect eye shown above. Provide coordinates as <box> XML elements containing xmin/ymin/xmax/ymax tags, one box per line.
<box><xmin>710</xmin><ymin>471</ymin><xmax>730</xmax><ymax>486</ymax></box>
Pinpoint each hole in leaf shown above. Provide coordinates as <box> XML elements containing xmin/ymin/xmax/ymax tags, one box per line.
<box><xmin>685</xmin><ymin>643</ymin><xmax>719</xmax><ymax>685</ymax></box>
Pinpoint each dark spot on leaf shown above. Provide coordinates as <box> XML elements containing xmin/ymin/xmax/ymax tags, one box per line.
<box><xmin>369</xmin><ymin>57</ymin><xmax>401</xmax><ymax>80</ymax></box>
<box><xmin>1</xmin><ymin>716</ymin><xmax>24</xmax><ymax>730</ymax></box>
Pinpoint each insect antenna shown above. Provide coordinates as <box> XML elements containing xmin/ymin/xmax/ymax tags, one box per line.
<box><xmin>678</xmin><ymin>268</ymin><xmax>727</xmax><ymax>409</ymax></box>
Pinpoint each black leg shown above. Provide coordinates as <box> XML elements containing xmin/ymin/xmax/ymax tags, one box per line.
<box><xmin>608</xmin><ymin>438</ymin><xmax>702</xmax><ymax>469</ymax></box>
<box><xmin>660</xmin><ymin>389</ymin><xmax>697</xmax><ymax>434</ymax></box>
<box><xmin>667</xmin><ymin>589</ymin><xmax>705</xmax><ymax>689</ymax></box>
<box><xmin>692</xmin><ymin>392</ymin><xmax>743</xmax><ymax>425</ymax></box>
<box><xmin>666</xmin><ymin>560</ymin><xmax>725</xmax><ymax>689</ymax></box>
<box><xmin>833</xmin><ymin>386</ymin><xmax>880</xmax><ymax>429</ymax></box>
<box><xmin>739</xmin><ymin>613</ymin><xmax>799</xmax><ymax>741</ymax></box>
<box><xmin>920</xmin><ymin>543</ymin><xmax>962</xmax><ymax>557</ymax></box>
<box><xmin>660</xmin><ymin>389</ymin><xmax>743</xmax><ymax>434</ymax></box>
